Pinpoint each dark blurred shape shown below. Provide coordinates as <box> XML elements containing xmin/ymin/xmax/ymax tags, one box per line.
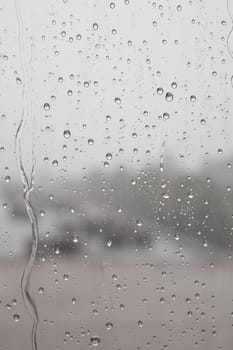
<box><xmin>2</xmin><ymin>156</ymin><xmax>233</xmax><ymax>259</ymax></box>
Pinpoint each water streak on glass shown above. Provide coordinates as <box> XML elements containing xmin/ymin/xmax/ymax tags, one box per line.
<box><xmin>14</xmin><ymin>1</ymin><xmax>39</xmax><ymax>349</ymax></box>
<box><xmin>227</xmin><ymin>0</ymin><xmax>233</xmax><ymax>86</ymax></box>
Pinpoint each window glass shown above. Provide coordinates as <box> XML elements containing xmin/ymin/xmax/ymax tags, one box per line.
<box><xmin>1</xmin><ymin>0</ymin><xmax>233</xmax><ymax>349</ymax></box>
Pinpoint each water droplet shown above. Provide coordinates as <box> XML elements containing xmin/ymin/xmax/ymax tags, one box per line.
<box><xmin>5</xmin><ymin>176</ymin><xmax>11</xmax><ymax>183</ymax></box>
<box><xmin>165</xmin><ymin>92</ymin><xmax>173</xmax><ymax>102</ymax></box>
<box><xmin>112</xmin><ymin>274</ymin><xmax>117</xmax><ymax>280</ymax></box>
<box><xmin>138</xmin><ymin>320</ymin><xmax>143</xmax><ymax>327</ymax></box>
<box><xmin>16</xmin><ymin>77</ymin><xmax>22</xmax><ymax>85</ymax></box>
<box><xmin>200</xmin><ymin>118</ymin><xmax>206</xmax><ymax>125</ymax></box>
<box><xmin>72</xmin><ymin>235</ymin><xmax>79</xmax><ymax>243</ymax></box>
<box><xmin>55</xmin><ymin>247</ymin><xmax>60</xmax><ymax>255</ymax></box>
<box><xmin>52</xmin><ymin>160</ymin><xmax>59</xmax><ymax>167</ymax></box>
<box><xmin>43</xmin><ymin>103</ymin><xmax>50</xmax><ymax>111</ymax></box>
<box><xmin>203</xmin><ymin>239</ymin><xmax>208</xmax><ymax>247</ymax></box>
<box><xmin>63</xmin><ymin>129</ymin><xmax>71</xmax><ymax>138</ymax></box>
<box><xmin>40</xmin><ymin>210</ymin><xmax>45</xmax><ymax>217</ymax></box>
<box><xmin>105</xmin><ymin>322</ymin><xmax>113</xmax><ymax>330</ymax></box>
<box><xmin>38</xmin><ymin>287</ymin><xmax>44</xmax><ymax>294</ymax></box>
<box><xmin>88</xmin><ymin>139</ymin><xmax>94</xmax><ymax>145</ymax></box>
<box><xmin>92</xmin><ymin>23</ymin><xmax>99</xmax><ymax>31</ymax></box>
<box><xmin>90</xmin><ymin>336</ymin><xmax>100</xmax><ymax>346</ymax></box>
<box><xmin>190</xmin><ymin>95</ymin><xmax>196</xmax><ymax>102</ymax></box>
<box><xmin>114</xmin><ymin>97</ymin><xmax>121</xmax><ymax>104</ymax></box>
<box><xmin>106</xmin><ymin>153</ymin><xmax>112</xmax><ymax>160</ymax></box>
<box><xmin>13</xmin><ymin>314</ymin><xmax>20</xmax><ymax>322</ymax></box>
<box><xmin>174</xmin><ymin>233</ymin><xmax>180</xmax><ymax>241</ymax></box>
<box><xmin>136</xmin><ymin>219</ymin><xmax>143</xmax><ymax>227</ymax></box>
<box><xmin>157</xmin><ymin>87</ymin><xmax>164</xmax><ymax>95</ymax></box>
<box><xmin>106</xmin><ymin>240</ymin><xmax>112</xmax><ymax>247</ymax></box>
<box><xmin>163</xmin><ymin>112</ymin><xmax>169</xmax><ymax>120</ymax></box>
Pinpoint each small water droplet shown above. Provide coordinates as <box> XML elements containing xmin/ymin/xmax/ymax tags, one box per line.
<box><xmin>38</xmin><ymin>287</ymin><xmax>44</xmax><ymax>294</ymax></box>
<box><xmin>106</xmin><ymin>153</ymin><xmax>112</xmax><ymax>160</ymax></box>
<box><xmin>105</xmin><ymin>322</ymin><xmax>113</xmax><ymax>330</ymax></box>
<box><xmin>13</xmin><ymin>314</ymin><xmax>20</xmax><ymax>322</ymax></box>
<box><xmin>90</xmin><ymin>336</ymin><xmax>100</xmax><ymax>346</ymax></box>
<box><xmin>190</xmin><ymin>95</ymin><xmax>196</xmax><ymax>102</ymax></box>
<box><xmin>200</xmin><ymin>118</ymin><xmax>206</xmax><ymax>125</ymax></box>
<box><xmin>138</xmin><ymin>320</ymin><xmax>143</xmax><ymax>327</ymax></box>
<box><xmin>106</xmin><ymin>240</ymin><xmax>112</xmax><ymax>247</ymax></box>
<box><xmin>5</xmin><ymin>175</ymin><xmax>11</xmax><ymax>183</ymax></box>
<box><xmin>165</xmin><ymin>92</ymin><xmax>173</xmax><ymax>102</ymax></box>
<box><xmin>43</xmin><ymin>103</ymin><xmax>50</xmax><ymax>111</ymax></box>
<box><xmin>39</xmin><ymin>210</ymin><xmax>45</xmax><ymax>217</ymax></box>
<box><xmin>92</xmin><ymin>23</ymin><xmax>99</xmax><ymax>31</ymax></box>
<box><xmin>157</xmin><ymin>87</ymin><xmax>164</xmax><ymax>95</ymax></box>
<box><xmin>114</xmin><ymin>97</ymin><xmax>121</xmax><ymax>104</ymax></box>
<box><xmin>88</xmin><ymin>139</ymin><xmax>94</xmax><ymax>145</ymax></box>
<box><xmin>174</xmin><ymin>233</ymin><xmax>180</xmax><ymax>241</ymax></box>
<box><xmin>63</xmin><ymin>129</ymin><xmax>71</xmax><ymax>138</ymax></box>
<box><xmin>72</xmin><ymin>235</ymin><xmax>79</xmax><ymax>243</ymax></box>
<box><xmin>16</xmin><ymin>77</ymin><xmax>22</xmax><ymax>85</ymax></box>
<box><xmin>136</xmin><ymin>219</ymin><xmax>143</xmax><ymax>227</ymax></box>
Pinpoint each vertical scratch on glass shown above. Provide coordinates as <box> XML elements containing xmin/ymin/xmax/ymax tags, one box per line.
<box><xmin>14</xmin><ymin>1</ymin><xmax>39</xmax><ymax>350</ymax></box>
<box><xmin>227</xmin><ymin>0</ymin><xmax>233</xmax><ymax>87</ymax></box>
<box><xmin>160</xmin><ymin>141</ymin><xmax>166</xmax><ymax>173</ymax></box>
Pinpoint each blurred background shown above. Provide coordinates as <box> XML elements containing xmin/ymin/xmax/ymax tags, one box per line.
<box><xmin>1</xmin><ymin>0</ymin><xmax>233</xmax><ymax>349</ymax></box>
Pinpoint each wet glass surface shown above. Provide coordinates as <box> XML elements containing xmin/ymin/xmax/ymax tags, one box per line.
<box><xmin>1</xmin><ymin>0</ymin><xmax>233</xmax><ymax>349</ymax></box>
